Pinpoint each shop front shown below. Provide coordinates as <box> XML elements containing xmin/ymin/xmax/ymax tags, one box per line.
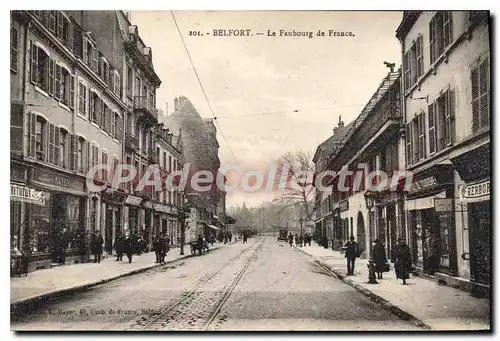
<box><xmin>451</xmin><ymin>143</ymin><xmax>490</xmax><ymax>295</ymax></box>
<box><xmin>11</xmin><ymin>162</ymin><xmax>29</xmax><ymax>253</ymax></box>
<box><xmin>406</xmin><ymin>165</ymin><xmax>457</xmax><ymax>276</ymax></box>
<box><xmin>142</xmin><ymin>200</ymin><xmax>153</xmax><ymax>249</ymax></box>
<box><xmin>26</xmin><ymin>167</ymin><xmax>87</xmax><ymax>270</ymax></box>
<box><xmin>125</xmin><ymin>194</ymin><xmax>143</xmax><ymax>235</ymax></box>
<box><xmin>374</xmin><ymin>191</ymin><xmax>405</xmax><ymax>260</ymax></box>
<box><xmin>101</xmin><ymin>189</ymin><xmax>127</xmax><ymax>254</ymax></box>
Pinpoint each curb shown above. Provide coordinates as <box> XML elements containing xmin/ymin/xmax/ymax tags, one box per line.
<box><xmin>293</xmin><ymin>246</ymin><xmax>432</xmax><ymax>330</ymax></box>
<box><xmin>11</xmin><ymin>245</ymin><xmax>225</xmax><ymax>316</ymax></box>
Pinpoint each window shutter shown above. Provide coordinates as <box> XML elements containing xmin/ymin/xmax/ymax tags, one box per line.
<box><xmin>471</xmin><ymin>66</ymin><xmax>480</xmax><ymax>132</ymax></box>
<box><xmin>413</xmin><ymin>118</ymin><xmax>419</xmax><ymax>162</ymax></box>
<box><xmin>68</xmin><ymin>22</ymin><xmax>74</xmax><ymax>51</ymax></box>
<box><xmin>109</xmin><ymin>69</ymin><xmax>115</xmax><ymax>91</ymax></box>
<box><xmin>118</xmin><ymin>115</ymin><xmax>123</xmax><ymax>141</ymax></box>
<box><xmin>30</xmin><ymin>42</ymin><xmax>38</xmax><ymax>84</ymax></box>
<box><xmin>54</xmin><ymin>127</ymin><xmax>60</xmax><ymax>166</ymax></box>
<box><xmin>92</xmin><ymin>47</ymin><xmax>98</xmax><ymax>72</ymax></box>
<box><xmin>57</xmin><ymin>12</ymin><xmax>64</xmax><ymax>38</ymax></box>
<box><xmin>111</xmin><ymin>113</ymin><xmax>116</xmax><ymax>138</ymax></box>
<box><xmin>89</xmin><ymin>90</ymin><xmax>95</xmax><ymax>121</ymax></box>
<box><xmin>417</xmin><ymin>36</ymin><xmax>424</xmax><ymax>78</ymax></box>
<box><xmin>69</xmin><ymin>74</ymin><xmax>75</xmax><ymax>109</ymax></box>
<box><xmin>83</xmin><ymin>37</ymin><xmax>88</xmax><ymax>63</ymax></box>
<box><xmin>48</xmin><ymin>59</ymin><xmax>54</xmax><ymax>95</ymax></box>
<box><xmin>479</xmin><ymin>59</ymin><xmax>489</xmax><ymax>128</ymax></box>
<box><xmin>82</xmin><ymin>140</ymin><xmax>88</xmax><ymax>173</ymax></box>
<box><xmin>428</xmin><ymin>103</ymin><xmax>436</xmax><ymax>154</ymax></box>
<box><xmin>107</xmin><ymin>108</ymin><xmax>112</xmax><ymax>132</ymax></box>
<box><xmin>48</xmin><ymin>124</ymin><xmax>55</xmax><ymax>164</ymax></box>
<box><xmin>116</xmin><ymin>74</ymin><xmax>121</xmax><ymax>96</ymax></box>
<box><xmin>29</xmin><ymin>113</ymin><xmax>36</xmax><ymax>158</ymax></box>
<box><xmin>443</xmin><ymin>11</ymin><xmax>452</xmax><ymax>48</ymax></box>
<box><xmin>429</xmin><ymin>18</ymin><xmax>435</xmax><ymax>64</ymax></box>
<box><xmin>55</xmin><ymin>64</ymin><xmax>61</xmax><ymax>100</ymax></box>
<box><xmin>69</xmin><ymin>134</ymin><xmax>75</xmax><ymax>170</ymax></box>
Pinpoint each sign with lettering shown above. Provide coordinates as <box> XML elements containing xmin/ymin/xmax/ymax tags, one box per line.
<box><xmin>125</xmin><ymin>195</ymin><xmax>143</xmax><ymax>206</ymax></box>
<box><xmin>410</xmin><ymin>176</ymin><xmax>438</xmax><ymax>193</ymax></box>
<box><xmin>461</xmin><ymin>179</ymin><xmax>490</xmax><ymax>199</ymax></box>
<box><xmin>11</xmin><ymin>184</ymin><xmax>47</xmax><ymax>206</ymax></box>
<box><xmin>32</xmin><ymin>168</ymin><xmax>85</xmax><ymax>193</ymax></box>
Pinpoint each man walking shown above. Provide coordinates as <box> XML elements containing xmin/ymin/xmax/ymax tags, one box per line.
<box><xmin>153</xmin><ymin>234</ymin><xmax>161</xmax><ymax>263</ymax></box>
<box><xmin>124</xmin><ymin>232</ymin><xmax>134</xmax><ymax>263</ymax></box>
<box><xmin>92</xmin><ymin>231</ymin><xmax>104</xmax><ymax>263</ymax></box>
<box><xmin>114</xmin><ymin>233</ymin><xmax>124</xmax><ymax>262</ymax></box>
<box><xmin>344</xmin><ymin>236</ymin><xmax>359</xmax><ymax>276</ymax></box>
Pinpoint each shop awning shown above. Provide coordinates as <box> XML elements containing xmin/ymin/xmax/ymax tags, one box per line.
<box><xmin>206</xmin><ymin>224</ymin><xmax>220</xmax><ymax>230</ymax></box>
<box><xmin>406</xmin><ymin>191</ymin><xmax>446</xmax><ymax>211</ymax></box>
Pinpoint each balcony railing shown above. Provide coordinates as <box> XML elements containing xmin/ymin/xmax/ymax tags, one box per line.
<box><xmin>125</xmin><ymin>133</ymin><xmax>139</xmax><ymax>151</ymax></box>
<box><xmin>133</xmin><ymin>96</ymin><xmax>158</xmax><ymax>121</ymax></box>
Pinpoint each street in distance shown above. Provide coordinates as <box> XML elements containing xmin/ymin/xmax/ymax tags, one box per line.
<box><xmin>189</xmin><ymin>29</ymin><xmax>355</xmax><ymax>38</ymax></box>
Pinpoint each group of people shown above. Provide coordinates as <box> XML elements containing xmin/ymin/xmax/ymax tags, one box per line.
<box><xmin>287</xmin><ymin>232</ymin><xmax>312</xmax><ymax>247</ymax></box>
<box><xmin>343</xmin><ymin>235</ymin><xmax>413</xmax><ymax>285</ymax></box>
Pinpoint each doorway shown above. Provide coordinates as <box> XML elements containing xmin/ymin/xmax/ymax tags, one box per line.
<box><xmin>356</xmin><ymin>212</ymin><xmax>366</xmax><ymax>257</ymax></box>
<box><xmin>469</xmin><ymin>202</ymin><xmax>491</xmax><ymax>286</ymax></box>
<box><xmin>105</xmin><ymin>208</ymin><xmax>113</xmax><ymax>254</ymax></box>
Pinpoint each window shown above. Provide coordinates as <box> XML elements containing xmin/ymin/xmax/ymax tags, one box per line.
<box><xmin>127</xmin><ymin>66</ymin><xmax>133</xmax><ymax>97</ymax></box>
<box><xmin>11</xmin><ymin>26</ymin><xmax>18</xmax><ymax>72</ymax></box>
<box><xmin>35</xmin><ymin>116</ymin><xmax>46</xmax><ymax>160</ymax></box>
<box><xmin>417</xmin><ymin>112</ymin><xmax>426</xmax><ymax>161</ymax></box>
<box><xmin>56</xmin><ymin>12</ymin><xmax>73</xmax><ymax>50</ymax></box>
<box><xmin>156</xmin><ymin>147</ymin><xmax>160</xmax><ymax>165</ymax></box>
<box><xmin>428</xmin><ymin>88</ymin><xmax>455</xmax><ymax>152</ymax></box>
<box><xmin>59</xmin><ymin>129</ymin><xmax>68</xmax><ymax>168</ymax></box>
<box><xmin>77</xmin><ymin>137</ymin><xmax>84</xmax><ymax>172</ymax></box>
<box><xmin>58</xmin><ymin>66</ymin><xmax>74</xmax><ymax>107</ymax></box>
<box><xmin>111</xmin><ymin>112</ymin><xmax>117</xmax><ymax>137</ymax></box>
<box><xmin>149</xmin><ymin>90</ymin><xmax>155</xmax><ymax>110</ymax></box>
<box><xmin>48</xmin><ymin>11</ymin><xmax>56</xmax><ymax>32</ymax></box>
<box><xmin>89</xmin><ymin>91</ymin><xmax>100</xmax><ymax>123</ymax></box>
<box><xmin>78</xmin><ymin>82</ymin><xmax>87</xmax><ymax>116</ymax></box>
<box><xmin>163</xmin><ymin>151</ymin><xmax>167</xmax><ymax>170</ymax></box>
<box><xmin>102</xmin><ymin>150</ymin><xmax>108</xmax><ymax>182</ymax></box>
<box><xmin>471</xmin><ymin>58</ymin><xmax>490</xmax><ymax>132</ymax></box>
<box><xmin>101</xmin><ymin>102</ymin><xmax>109</xmax><ymax>130</ymax></box>
<box><xmin>168</xmin><ymin>156</ymin><xmax>172</xmax><ymax>173</ymax></box>
<box><xmin>404</xmin><ymin>36</ymin><xmax>423</xmax><ymax>90</ymax></box>
<box><xmin>30</xmin><ymin>43</ymin><xmax>50</xmax><ymax>92</ymax></box>
<box><xmin>430</xmin><ymin>11</ymin><xmax>453</xmax><ymax>64</ymax></box>
<box><xmin>135</xmin><ymin>76</ymin><xmax>141</xmax><ymax>98</ymax></box>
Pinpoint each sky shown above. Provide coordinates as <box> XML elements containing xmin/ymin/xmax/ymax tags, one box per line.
<box><xmin>130</xmin><ymin>11</ymin><xmax>403</xmax><ymax>208</ymax></box>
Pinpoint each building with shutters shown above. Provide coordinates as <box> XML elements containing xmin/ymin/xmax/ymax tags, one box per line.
<box><xmin>396</xmin><ymin>11</ymin><xmax>490</xmax><ymax>295</ymax></box>
<box><xmin>10</xmin><ymin>11</ymin><xmax>160</xmax><ymax>271</ymax></box>
<box><xmin>154</xmin><ymin>124</ymin><xmax>184</xmax><ymax>247</ymax></box>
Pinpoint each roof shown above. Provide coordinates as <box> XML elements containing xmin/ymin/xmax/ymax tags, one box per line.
<box><xmin>325</xmin><ymin>70</ymin><xmax>401</xmax><ymax>169</ymax></box>
<box><xmin>313</xmin><ymin>121</ymin><xmax>353</xmax><ymax>163</ymax></box>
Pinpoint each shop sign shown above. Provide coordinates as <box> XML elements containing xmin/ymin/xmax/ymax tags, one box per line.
<box><xmin>410</xmin><ymin>176</ymin><xmax>438</xmax><ymax>193</ymax></box>
<box><xmin>434</xmin><ymin>198</ymin><xmax>453</xmax><ymax>212</ymax></box>
<box><xmin>461</xmin><ymin>179</ymin><xmax>490</xmax><ymax>199</ymax></box>
<box><xmin>153</xmin><ymin>203</ymin><xmax>170</xmax><ymax>213</ymax></box>
<box><xmin>125</xmin><ymin>195</ymin><xmax>143</xmax><ymax>206</ymax></box>
<box><xmin>102</xmin><ymin>189</ymin><xmax>127</xmax><ymax>204</ymax></box>
<box><xmin>11</xmin><ymin>184</ymin><xmax>47</xmax><ymax>206</ymax></box>
<box><xmin>32</xmin><ymin>168</ymin><xmax>84</xmax><ymax>193</ymax></box>
<box><xmin>339</xmin><ymin>200</ymin><xmax>349</xmax><ymax>212</ymax></box>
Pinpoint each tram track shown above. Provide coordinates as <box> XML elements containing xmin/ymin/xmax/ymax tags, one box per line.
<box><xmin>127</xmin><ymin>240</ymin><xmax>263</xmax><ymax>331</ymax></box>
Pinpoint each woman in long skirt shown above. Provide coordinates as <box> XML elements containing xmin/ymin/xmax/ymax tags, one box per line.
<box><xmin>393</xmin><ymin>238</ymin><xmax>412</xmax><ymax>285</ymax></box>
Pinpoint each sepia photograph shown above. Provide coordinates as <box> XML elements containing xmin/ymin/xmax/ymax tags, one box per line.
<box><xmin>9</xmin><ymin>9</ymin><xmax>491</xmax><ymax>331</ymax></box>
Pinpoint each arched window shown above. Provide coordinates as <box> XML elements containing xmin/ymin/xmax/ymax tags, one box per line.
<box><xmin>35</xmin><ymin>116</ymin><xmax>47</xmax><ymax>161</ymax></box>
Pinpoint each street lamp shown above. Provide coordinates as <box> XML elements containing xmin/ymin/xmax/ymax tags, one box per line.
<box><xmin>365</xmin><ymin>193</ymin><xmax>378</xmax><ymax>284</ymax></box>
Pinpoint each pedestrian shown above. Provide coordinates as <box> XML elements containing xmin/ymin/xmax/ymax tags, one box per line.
<box><xmin>136</xmin><ymin>234</ymin><xmax>143</xmax><ymax>255</ymax></box>
<box><xmin>197</xmin><ymin>234</ymin><xmax>204</xmax><ymax>256</ymax></box>
<box><xmin>114</xmin><ymin>233</ymin><xmax>124</xmax><ymax>262</ymax></box>
<box><xmin>76</xmin><ymin>228</ymin><xmax>88</xmax><ymax>264</ymax></box>
<box><xmin>394</xmin><ymin>237</ymin><xmax>413</xmax><ymax>285</ymax></box>
<box><xmin>58</xmin><ymin>227</ymin><xmax>69</xmax><ymax>264</ymax></box>
<box><xmin>229</xmin><ymin>232</ymin><xmax>233</xmax><ymax>243</ymax></box>
<box><xmin>162</xmin><ymin>234</ymin><xmax>170</xmax><ymax>263</ymax></box>
<box><xmin>288</xmin><ymin>232</ymin><xmax>294</xmax><ymax>247</ymax></box>
<box><xmin>243</xmin><ymin>232</ymin><xmax>248</xmax><ymax>244</ymax></box>
<box><xmin>153</xmin><ymin>234</ymin><xmax>161</xmax><ymax>263</ymax></box>
<box><xmin>344</xmin><ymin>236</ymin><xmax>359</xmax><ymax>276</ymax></box>
<box><xmin>372</xmin><ymin>238</ymin><xmax>388</xmax><ymax>279</ymax></box>
<box><xmin>124</xmin><ymin>232</ymin><xmax>133</xmax><ymax>263</ymax></box>
<box><xmin>92</xmin><ymin>231</ymin><xmax>104</xmax><ymax>263</ymax></box>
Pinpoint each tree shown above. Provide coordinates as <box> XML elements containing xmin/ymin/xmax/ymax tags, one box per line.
<box><xmin>274</xmin><ymin>150</ymin><xmax>315</xmax><ymax>222</ymax></box>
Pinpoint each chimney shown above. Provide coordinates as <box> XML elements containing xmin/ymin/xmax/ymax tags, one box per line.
<box><xmin>333</xmin><ymin>127</ymin><xmax>339</xmax><ymax>135</ymax></box>
<box><xmin>174</xmin><ymin>97</ymin><xmax>178</xmax><ymax>111</ymax></box>
<box><xmin>338</xmin><ymin>115</ymin><xmax>345</xmax><ymax>129</ymax></box>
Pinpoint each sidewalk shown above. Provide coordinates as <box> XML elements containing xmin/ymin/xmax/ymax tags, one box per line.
<box><xmin>11</xmin><ymin>243</ymin><xmax>227</xmax><ymax>312</ymax></box>
<box><xmin>295</xmin><ymin>243</ymin><xmax>490</xmax><ymax>331</ymax></box>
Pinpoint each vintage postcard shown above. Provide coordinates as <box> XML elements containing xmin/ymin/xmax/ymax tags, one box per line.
<box><xmin>10</xmin><ymin>10</ymin><xmax>490</xmax><ymax>331</ymax></box>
